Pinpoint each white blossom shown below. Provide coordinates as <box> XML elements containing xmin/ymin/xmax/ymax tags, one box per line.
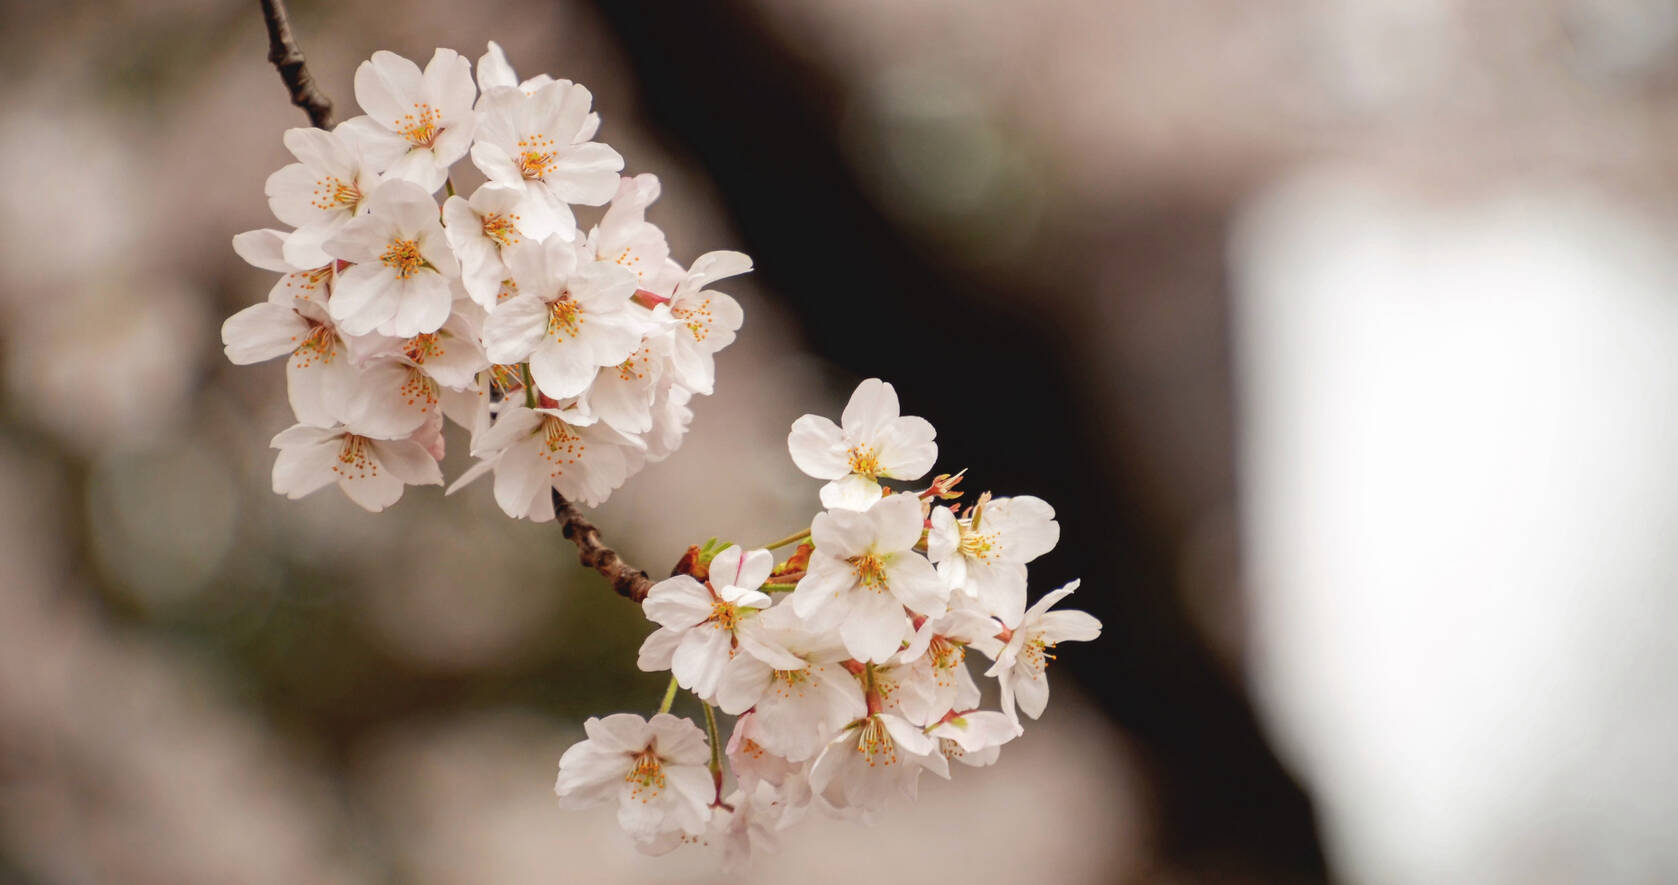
<box><xmin>985</xmin><ymin>579</ymin><xmax>1102</xmax><ymax>724</ymax></box>
<box><xmin>788</xmin><ymin>378</ymin><xmax>937</xmax><ymax>510</ymax></box>
<box><xmin>263</xmin><ymin>127</ymin><xmax>379</xmax><ymax>268</ymax></box>
<box><xmin>554</xmin><ymin>713</ymin><xmax>713</xmax><ymax>845</ymax></box>
<box><xmin>337</xmin><ymin>49</ymin><xmax>477</xmax><ymax>192</ymax></box>
<box><xmin>324</xmin><ymin>180</ymin><xmax>459</xmax><ymax>337</ymax></box>
<box><xmin>927</xmin><ymin>493</ymin><xmax>1059</xmax><ymax>628</ymax></box>
<box><xmin>789</xmin><ymin>493</ymin><xmax>947</xmax><ymax>662</ymax></box>
<box><xmin>471</xmin><ymin>79</ymin><xmax>622</xmax><ymax>240</ymax></box>
<box><xmin>269</xmin><ymin>422</ymin><xmax>441</xmax><ymax>511</ymax></box>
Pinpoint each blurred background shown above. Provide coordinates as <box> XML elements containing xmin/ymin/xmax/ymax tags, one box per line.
<box><xmin>3</xmin><ymin>0</ymin><xmax>1678</xmax><ymax>882</ymax></box>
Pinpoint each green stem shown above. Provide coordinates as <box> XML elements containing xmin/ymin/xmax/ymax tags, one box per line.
<box><xmin>760</xmin><ymin>529</ymin><xmax>811</xmax><ymax>551</ymax></box>
<box><xmin>761</xmin><ymin>581</ymin><xmax>799</xmax><ymax>592</ymax></box>
<box><xmin>521</xmin><ymin>363</ymin><xmax>538</xmax><ymax>409</ymax></box>
<box><xmin>656</xmin><ymin>674</ymin><xmax>679</xmax><ymax>715</ymax></box>
<box><xmin>702</xmin><ymin>700</ymin><xmax>723</xmax><ymax>777</ymax></box>
<box><xmin>444</xmin><ymin>176</ymin><xmax>457</xmax><ymax>198</ymax></box>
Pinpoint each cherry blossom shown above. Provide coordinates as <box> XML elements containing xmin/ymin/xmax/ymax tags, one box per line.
<box><xmin>554</xmin><ymin>713</ymin><xmax>713</xmax><ymax>846</ymax></box>
<box><xmin>442</xmin><ymin>183</ymin><xmax>535</xmax><ymax>308</ymax></box>
<box><xmin>788</xmin><ymin>378</ymin><xmax>938</xmax><ymax>510</ymax></box>
<box><xmin>337</xmin><ymin>49</ymin><xmax>477</xmax><ymax>192</ymax></box>
<box><xmin>263</xmin><ymin>127</ymin><xmax>379</xmax><ymax>268</ymax></box>
<box><xmin>664</xmin><ymin>251</ymin><xmax>750</xmax><ymax>396</ymax></box>
<box><xmin>927</xmin><ymin>493</ymin><xmax>1061</xmax><ymax>628</ymax></box>
<box><xmin>789</xmin><ymin>492</ymin><xmax>948</xmax><ymax>662</ymax></box>
<box><xmin>808</xmin><ymin>712</ymin><xmax>949</xmax><ymax>810</ymax></box>
<box><xmin>481</xmin><ymin>234</ymin><xmax>646</xmax><ymax>399</ymax></box>
<box><xmin>324</xmin><ymin>179</ymin><xmax>459</xmax><ymax>337</ymax></box>
<box><xmin>269</xmin><ymin>422</ymin><xmax>441</xmax><ymax>511</ymax></box>
<box><xmin>985</xmin><ymin>579</ymin><xmax>1103</xmax><ymax>724</ymax></box>
<box><xmin>471</xmin><ymin>79</ymin><xmax>622</xmax><ymax>240</ymax></box>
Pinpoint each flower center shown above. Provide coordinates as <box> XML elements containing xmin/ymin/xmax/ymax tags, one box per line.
<box><xmin>547</xmin><ymin>298</ymin><xmax>582</xmax><ymax>340</ymax></box>
<box><xmin>1021</xmin><ymin>636</ymin><xmax>1057</xmax><ymax>676</ymax></box>
<box><xmin>707</xmin><ymin>598</ymin><xmax>740</xmax><ymax>632</ymax></box>
<box><xmin>928</xmin><ymin>635</ymin><xmax>963</xmax><ymax>670</ymax></box>
<box><xmin>381</xmin><ymin>238</ymin><xmax>426</xmax><ymax>279</ymax></box>
<box><xmin>847</xmin><ymin>445</ymin><xmax>881</xmax><ymax>479</ymax></box>
<box><xmin>540</xmin><ymin>416</ymin><xmax>583</xmax><ymax>463</ymax></box>
<box><xmin>848</xmin><ymin>553</ymin><xmax>888</xmax><ymax>591</ymax></box>
<box><xmin>333</xmin><ymin>434</ymin><xmax>376</xmax><ymax>479</ymax></box>
<box><xmin>292</xmin><ymin>323</ymin><xmax>339</xmax><ymax>368</ymax></box>
<box><xmin>397</xmin><ymin>103</ymin><xmax>442</xmax><ymax>147</ymax></box>
<box><xmin>958</xmin><ymin>526</ymin><xmax>996</xmax><ymax>562</ymax></box>
<box><xmin>490</xmin><ymin>363</ymin><xmax>526</xmax><ymax>396</ymax></box>
<box><xmin>670</xmin><ymin>296</ymin><xmax>712</xmax><ymax>342</ymax></box>
<box><xmin>310</xmin><ymin>176</ymin><xmax>363</xmax><ymax>212</ymax></box>
<box><xmin>403</xmin><ymin>332</ymin><xmax>441</xmax><ymax>364</ymax></box>
<box><xmin>281</xmin><ymin>264</ymin><xmax>334</xmax><ymax>303</ymax></box>
<box><xmin>625</xmin><ymin>747</ymin><xmax>666</xmax><ymax>796</ymax></box>
<box><xmin>515</xmin><ymin>133</ymin><xmax>557</xmax><ymax>180</ymax></box>
<box><xmin>481</xmin><ymin>212</ymin><xmax>519</xmax><ymax>247</ymax></box>
<box><xmin>856</xmin><ymin>716</ymin><xmax>898</xmax><ymax>767</ymax></box>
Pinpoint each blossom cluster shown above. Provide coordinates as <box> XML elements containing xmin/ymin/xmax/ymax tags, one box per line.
<box><xmin>223</xmin><ymin>44</ymin><xmax>748</xmax><ymax>514</ymax></box>
<box><xmin>554</xmin><ymin>379</ymin><xmax>1102</xmax><ymax>864</ymax></box>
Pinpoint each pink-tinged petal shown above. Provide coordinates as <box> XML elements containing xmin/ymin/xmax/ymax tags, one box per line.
<box><xmin>381</xmin><ymin>148</ymin><xmax>447</xmax><ymax>193</ymax></box>
<box><xmin>839</xmin><ymin>592</ymin><xmax>911</xmax><ymax>663</ymax></box>
<box><xmin>707</xmin><ymin>545</ymin><xmax>749</xmax><ymax>590</ymax></box>
<box><xmin>734</xmin><ymin>624</ymin><xmax>806</xmax><ymax>671</ymax></box>
<box><xmin>868</xmin><ymin>492</ymin><xmax>927</xmax><ymax>553</ymax></box>
<box><xmin>283</xmin><ymin>126</ymin><xmax>357</xmax><ymax>176</ymax></box>
<box><xmin>368</xmin><ymin>438</ymin><xmax>442</xmax><ymax>486</ymax></box>
<box><xmin>328</xmin><ymin>265</ymin><xmax>402</xmax><ymax>337</ymax></box>
<box><xmin>818</xmin><ymin>474</ymin><xmax>882</xmax><ymax>512</ymax></box>
<box><xmin>222</xmin><ymin>303</ymin><xmax>309</xmax><ymax>365</ymax></box>
<box><xmin>334</xmin><ymin>115</ymin><xmax>409</xmax><ymax>170</ymax></box>
<box><xmin>567</xmin><ymin>260</ymin><xmax>638</xmax><ymax>312</ymax></box>
<box><xmin>810</xmin><ymin>508</ymin><xmax>873</xmax><ymax>558</ymax></box>
<box><xmin>1011</xmin><ymin>671</ymin><xmax>1050</xmax><ymax>720</ymax></box>
<box><xmin>1026</xmin><ymin>578</ymin><xmax>1082</xmax><ymax>620</ymax></box>
<box><xmin>649</xmin><ymin>713</ymin><xmax>712</xmax><ymax>766</ymax></box>
<box><xmin>787</xmin><ymin>415</ymin><xmax>847</xmax><ymax>479</ymax></box>
<box><xmin>421</xmin><ymin>47</ymin><xmax>476</xmax><ymax>117</ymax></box>
<box><xmin>528</xmin><ymin>80</ymin><xmax>593</xmax><ymax>146</ymax></box>
<box><xmin>548</xmin><ymin>143</ymin><xmax>625</xmax><ymax>205</ymax></box>
<box><xmin>343</xmin><ymin>361</ymin><xmax>432</xmax><ymax>438</ymax></box>
<box><xmin>969</xmin><ymin>561</ymin><xmax>1028</xmax><ymax>629</ymax></box>
<box><xmin>672</xmin><ymin>627</ymin><xmax>732</xmax><ymax>697</ymax></box>
<box><xmin>264</xmin><ymin>162</ymin><xmax>328</xmax><ymax>228</ymax></box>
<box><xmin>282</xmin><ymin>218</ymin><xmax>347</xmax><ymax>270</ymax></box>
<box><xmin>642</xmin><ymin>575</ymin><xmax>713</xmax><ymax>630</ymax></box>
<box><xmin>335</xmin><ymin>459</ymin><xmax>407</xmax><ymax>512</ymax></box>
<box><xmin>491</xmin><ymin>437</ymin><xmax>546</xmax><ymax>517</ymax></box>
<box><xmin>876</xmin><ymin>415</ymin><xmax>937</xmax><ymax>481</ymax></box>
<box><xmin>786</xmin><ymin>555</ymin><xmax>852</xmax><ymax>622</ymax></box>
<box><xmin>992</xmin><ymin>495</ymin><xmax>1060</xmax><ymax>562</ymax></box>
<box><xmin>714</xmin><ymin>654</ymin><xmax>771</xmax><ymax>715</ymax></box>
<box><xmin>321</xmin><ymin>213</ymin><xmax>395</xmax><ymax>264</ymax></box>
<box><xmin>529</xmin><ymin>339</ymin><xmax>599</xmax><ymax>400</ymax></box>
<box><xmin>469</xmin><ymin>141</ymin><xmax>525</xmax><ymax>188</ymax></box>
<box><xmin>662</xmin><ymin>767</ymin><xmax>716</xmax><ymax>832</ymax></box>
<box><xmin>287</xmin><ymin>341</ymin><xmax>356</xmax><ymax>427</ymax></box>
<box><xmin>637</xmin><ymin>625</ymin><xmax>682</xmax><ymax>672</ymax></box>
<box><xmin>554</xmin><ymin>742</ymin><xmax>626</xmax><ymax>807</ymax></box>
<box><xmin>1039</xmin><ymin>609</ymin><xmax>1102</xmax><ymax>644</ymax></box>
<box><xmin>840</xmin><ymin>378</ymin><xmax>900</xmax><ymax>441</ymax></box>
<box><xmin>585</xmin><ymin>713</ymin><xmax>653</xmax><ymax>754</ymax></box>
<box><xmin>470</xmin><ymin>405</ymin><xmax>541</xmax><ymax>456</ymax></box>
<box><xmin>355</xmin><ymin>50</ymin><xmax>423</xmax><ymax>128</ymax></box>
<box><xmin>681</xmin><ymin>250</ymin><xmax>753</xmax><ymax>291</ymax></box>
<box><xmin>232</xmin><ymin>229</ymin><xmax>294</xmax><ymax>272</ymax></box>
<box><xmin>881</xmin><ymin>712</ymin><xmax>937</xmax><ymax>758</ymax></box>
<box><xmin>480</xmin><ymin>293</ymin><xmax>549</xmax><ymax>363</ymax></box>
<box><xmin>364</xmin><ymin>179</ymin><xmax>441</xmax><ymax>231</ymax></box>
<box><xmin>477</xmin><ymin>41</ymin><xmax>517</xmax><ymax>92</ymax></box>
<box><xmin>926</xmin><ymin>506</ymin><xmax>959</xmax><ymax>564</ymax></box>
<box><xmin>733</xmin><ymin>548</ymin><xmax>775</xmax><ymax>592</ymax></box>
<box><xmin>381</xmin><ymin>274</ymin><xmax>452</xmax><ymax>338</ymax></box>
<box><xmin>271</xmin><ymin>428</ymin><xmax>341</xmax><ymax>498</ymax></box>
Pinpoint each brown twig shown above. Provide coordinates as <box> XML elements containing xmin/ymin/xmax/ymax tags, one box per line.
<box><xmin>259</xmin><ymin>0</ymin><xmax>334</xmax><ymax>129</ymax></box>
<box><xmin>551</xmin><ymin>490</ymin><xmax>654</xmax><ymax>603</ymax></box>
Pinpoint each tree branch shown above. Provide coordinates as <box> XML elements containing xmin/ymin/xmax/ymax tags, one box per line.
<box><xmin>551</xmin><ymin>490</ymin><xmax>653</xmax><ymax>603</ymax></box>
<box><xmin>259</xmin><ymin>0</ymin><xmax>334</xmax><ymax>129</ymax></box>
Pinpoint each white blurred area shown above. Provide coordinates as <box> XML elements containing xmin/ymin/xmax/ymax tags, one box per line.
<box><xmin>1234</xmin><ymin>170</ymin><xmax>1678</xmax><ymax>883</ymax></box>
